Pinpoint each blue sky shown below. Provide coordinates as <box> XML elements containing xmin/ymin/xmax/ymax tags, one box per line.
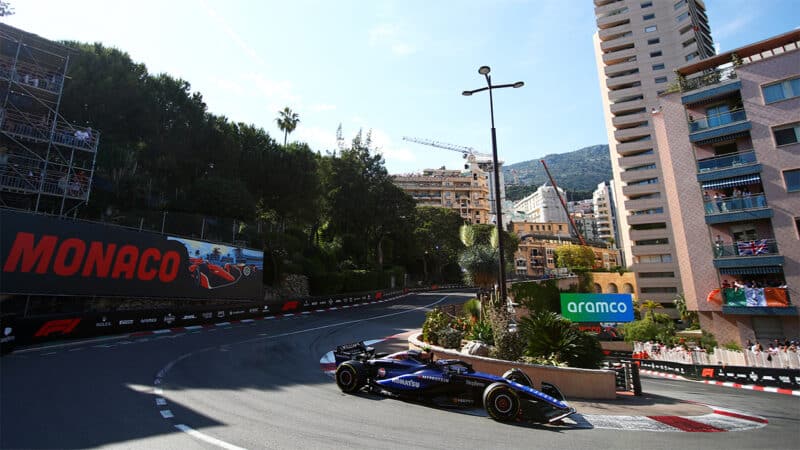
<box><xmin>4</xmin><ymin>0</ymin><xmax>798</xmax><ymax>174</ymax></box>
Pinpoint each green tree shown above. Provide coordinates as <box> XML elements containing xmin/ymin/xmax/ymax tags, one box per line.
<box><xmin>673</xmin><ymin>294</ymin><xmax>698</xmax><ymax>328</ymax></box>
<box><xmin>410</xmin><ymin>207</ymin><xmax>465</xmax><ymax>282</ymax></box>
<box><xmin>554</xmin><ymin>244</ymin><xmax>596</xmax><ymax>270</ymax></box>
<box><xmin>641</xmin><ymin>300</ymin><xmax>663</xmax><ymax>320</ymax></box>
<box><xmin>276</xmin><ymin>107</ymin><xmax>300</xmax><ymax>146</ymax></box>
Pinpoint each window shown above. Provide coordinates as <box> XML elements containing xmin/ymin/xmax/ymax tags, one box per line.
<box><xmin>686</xmin><ymin>52</ymin><xmax>699</xmax><ymax>61</ymax></box>
<box><xmin>674</xmin><ymin>0</ymin><xmax>687</xmax><ymax>9</ymax></box>
<box><xmin>643</xmin><ymin>13</ymin><xmax>655</xmax><ymax>20</ymax></box>
<box><xmin>795</xmin><ymin>217</ymin><xmax>800</xmax><ymax>238</ymax></box>
<box><xmin>641</xmin><ymin>1</ymin><xmax>653</xmax><ymax>7</ymax></box>
<box><xmin>647</xmin><ymin>38</ymin><xmax>660</xmax><ymax>45</ymax></box>
<box><xmin>639</xmin><ymin>272</ymin><xmax>675</xmax><ymax>278</ymax></box>
<box><xmin>762</xmin><ymin>77</ymin><xmax>800</xmax><ymax>103</ymax></box>
<box><xmin>784</xmin><ymin>169</ymin><xmax>800</xmax><ymax>192</ymax></box>
<box><xmin>676</xmin><ymin>11</ymin><xmax>690</xmax><ymax>22</ymax></box>
<box><xmin>641</xmin><ymin>287</ymin><xmax>678</xmax><ymax>294</ymax></box>
<box><xmin>645</xmin><ymin>25</ymin><xmax>657</xmax><ymax>33</ymax></box>
<box><xmin>655</xmin><ymin>76</ymin><xmax>668</xmax><ymax>84</ymax></box>
<box><xmin>635</xmin><ymin>238</ymin><xmax>669</xmax><ymax>245</ymax></box>
<box><xmin>652</xmin><ymin>63</ymin><xmax>665</xmax><ymax>70</ymax></box>
<box><xmin>650</xmin><ymin>51</ymin><xmax>662</xmax><ymax>57</ymax></box>
<box><xmin>773</xmin><ymin>123</ymin><xmax>800</xmax><ymax>146</ymax></box>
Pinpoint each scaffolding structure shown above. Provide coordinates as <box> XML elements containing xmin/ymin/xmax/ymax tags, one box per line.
<box><xmin>0</xmin><ymin>23</ymin><xmax>99</xmax><ymax>216</ymax></box>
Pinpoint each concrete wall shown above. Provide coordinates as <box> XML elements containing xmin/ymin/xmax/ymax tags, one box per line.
<box><xmin>408</xmin><ymin>333</ymin><xmax>617</xmax><ymax>400</ymax></box>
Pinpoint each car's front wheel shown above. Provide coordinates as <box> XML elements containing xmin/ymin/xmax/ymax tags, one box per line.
<box><xmin>483</xmin><ymin>382</ymin><xmax>520</xmax><ymax>422</ymax></box>
<box><xmin>335</xmin><ymin>361</ymin><xmax>367</xmax><ymax>393</ymax></box>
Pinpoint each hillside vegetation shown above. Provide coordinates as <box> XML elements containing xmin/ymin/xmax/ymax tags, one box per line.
<box><xmin>504</xmin><ymin>145</ymin><xmax>611</xmax><ymax>202</ymax></box>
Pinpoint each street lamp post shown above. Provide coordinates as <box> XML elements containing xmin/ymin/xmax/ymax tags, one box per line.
<box><xmin>463</xmin><ymin>66</ymin><xmax>524</xmax><ymax>305</ymax></box>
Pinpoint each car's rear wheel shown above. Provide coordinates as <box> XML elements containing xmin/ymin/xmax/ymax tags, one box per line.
<box><xmin>483</xmin><ymin>382</ymin><xmax>520</xmax><ymax>422</ymax></box>
<box><xmin>335</xmin><ymin>361</ymin><xmax>367</xmax><ymax>393</ymax></box>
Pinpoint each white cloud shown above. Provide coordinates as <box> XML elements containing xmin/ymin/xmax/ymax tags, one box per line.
<box><xmin>310</xmin><ymin>103</ymin><xmax>337</xmax><ymax>112</ymax></box>
<box><xmin>209</xmin><ymin>75</ymin><xmax>245</xmax><ymax>96</ymax></box>
<box><xmin>295</xmin><ymin>126</ymin><xmax>339</xmax><ymax>152</ymax></box>
<box><xmin>368</xmin><ymin>23</ymin><xmax>417</xmax><ymax>56</ymax></box>
<box><xmin>365</xmin><ymin>129</ymin><xmax>417</xmax><ymax>163</ymax></box>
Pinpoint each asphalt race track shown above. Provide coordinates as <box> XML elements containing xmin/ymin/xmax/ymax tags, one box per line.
<box><xmin>1</xmin><ymin>291</ymin><xmax>798</xmax><ymax>449</ymax></box>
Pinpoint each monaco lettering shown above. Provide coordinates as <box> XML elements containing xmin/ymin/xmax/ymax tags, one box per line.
<box><xmin>3</xmin><ymin>232</ymin><xmax>180</xmax><ymax>283</ymax></box>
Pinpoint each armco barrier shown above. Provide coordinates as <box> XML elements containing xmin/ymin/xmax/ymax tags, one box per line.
<box><xmin>408</xmin><ymin>332</ymin><xmax>617</xmax><ymax>400</ymax></box>
<box><xmin>5</xmin><ymin>284</ymin><xmax>467</xmax><ymax>348</ymax></box>
<box><xmin>633</xmin><ymin>358</ymin><xmax>800</xmax><ymax>390</ymax></box>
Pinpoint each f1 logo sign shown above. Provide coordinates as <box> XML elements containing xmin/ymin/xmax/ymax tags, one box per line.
<box><xmin>701</xmin><ymin>368</ymin><xmax>715</xmax><ymax>378</ymax></box>
<box><xmin>281</xmin><ymin>300</ymin><xmax>299</xmax><ymax>312</ymax></box>
<box><xmin>34</xmin><ymin>318</ymin><xmax>81</xmax><ymax>337</ymax></box>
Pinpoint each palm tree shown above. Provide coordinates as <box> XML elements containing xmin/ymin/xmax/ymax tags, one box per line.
<box><xmin>275</xmin><ymin>107</ymin><xmax>300</xmax><ymax>146</ymax></box>
<box><xmin>641</xmin><ymin>300</ymin><xmax>663</xmax><ymax>320</ymax></box>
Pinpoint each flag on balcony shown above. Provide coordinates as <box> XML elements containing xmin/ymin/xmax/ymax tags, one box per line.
<box><xmin>736</xmin><ymin>239</ymin><xmax>768</xmax><ymax>256</ymax></box>
<box><xmin>706</xmin><ymin>288</ymin><xmax>722</xmax><ymax>305</ymax></box>
<box><xmin>745</xmin><ymin>288</ymin><xmax>767</xmax><ymax>307</ymax></box>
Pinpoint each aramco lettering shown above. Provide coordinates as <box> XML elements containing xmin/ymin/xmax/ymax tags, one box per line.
<box><xmin>2</xmin><ymin>232</ymin><xmax>180</xmax><ymax>282</ymax></box>
<box><xmin>566</xmin><ymin>300</ymin><xmax>627</xmax><ymax>314</ymax></box>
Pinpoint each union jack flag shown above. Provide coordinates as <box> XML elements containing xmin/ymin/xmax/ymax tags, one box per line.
<box><xmin>737</xmin><ymin>239</ymin><xmax>768</xmax><ymax>256</ymax></box>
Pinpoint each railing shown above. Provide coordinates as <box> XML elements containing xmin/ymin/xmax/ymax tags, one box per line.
<box><xmin>0</xmin><ymin>54</ymin><xmax>64</xmax><ymax>95</ymax></box>
<box><xmin>676</xmin><ymin>65</ymin><xmax>738</xmax><ymax>93</ymax></box>
<box><xmin>704</xmin><ymin>193</ymin><xmax>767</xmax><ymax>214</ymax></box>
<box><xmin>697</xmin><ymin>149</ymin><xmax>756</xmax><ymax>172</ymax></box>
<box><xmin>713</xmin><ymin>239</ymin><xmax>779</xmax><ymax>258</ymax></box>
<box><xmin>689</xmin><ymin>108</ymin><xmax>747</xmax><ymax>132</ymax></box>
<box><xmin>1</xmin><ymin>110</ymin><xmax>99</xmax><ymax>152</ymax></box>
<box><xmin>633</xmin><ymin>342</ymin><xmax>800</xmax><ymax>369</ymax></box>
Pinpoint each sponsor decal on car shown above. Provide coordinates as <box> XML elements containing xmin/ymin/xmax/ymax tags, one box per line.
<box><xmin>466</xmin><ymin>379</ymin><xmax>486</xmax><ymax>388</ymax></box>
<box><xmin>217</xmin><ymin>311</ymin><xmax>225</xmax><ymax>318</ymax></box>
<box><xmin>95</xmin><ymin>316</ymin><xmax>112</xmax><ymax>328</ymax></box>
<box><xmin>118</xmin><ymin>319</ymin><xmax>134</xmax><ymax>325</ymax></box>
<box><xmin>419</xmin><ymin>375</ymin><xmax>448</xmax><ymax>383</ymax></box>
<box><xmin>140</xmin><ymin>318</ymin><xmax>158</xmax><ymax>324</ymax></box>
<box><xmin>377</xmin><ymin>368</ymin><xmax>386</xmax><ymax>378</ymax></box>
<box><xmin>392</xmin><ymin>378</ymin><xmax>421</xmax><ymax>389</ymax></box>
<box><xmin>248</xmin><ymin>308</ymin><xmax>259</xmax><ymax>313</ymax></box>
<box><xmin>181</xmin><ymin>314</ymin><xmax>197</xmax><ymax>320</ymax></box>
<box><xmin>202</xmin><ymin>312</ymin><xmax>213</xmax><ymax>319</ymax></box>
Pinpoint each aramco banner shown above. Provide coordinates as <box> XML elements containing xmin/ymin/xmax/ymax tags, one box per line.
<box><xmin>560</xmin><ymin>293</ymin><xmax>634</xmax><ymax>323</ymax></box>
<box><xmin>0</xmin><ymin>209</ymin><xmax>263</xmax><ymax>300</ymax></box>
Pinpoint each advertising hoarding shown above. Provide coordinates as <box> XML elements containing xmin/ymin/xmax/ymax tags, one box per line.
<box><xmin>560</xmin><ymin>293</ymin><xmax>634</xmax><ymax>323</ymax></box>
<box><xmin>0</xmin><ymin>210</ymin><xmax>263</xmax><ymax>300</ymax></box>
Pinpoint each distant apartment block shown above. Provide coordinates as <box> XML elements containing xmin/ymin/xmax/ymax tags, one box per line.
<box><xmin>593</xmin><ymin>0</ymin><xmax>714</xmax><ymax>315</ymax></box>
<box><xmin>392</xmin><ymin>162</ymin><xmax>490</xmax><ymax>224</ymax></box>
<box><xmin>511</xmin><ymin>219</ymin><xmax>620</xmax><ymax>277</ymax></box>
<box><xmin>513</xmin><ymin>182</ymin><xmax>569</xmax><ymax>224</ymax></box>
<box><xmin>653</xmin><ymin>30</ymin><xmax>800</xmax><ymax>344</ymax></box>
<box><xmin>593</xmin><ymin>180</ymin><xmax>620</xmax><ymax>246</ymax></box>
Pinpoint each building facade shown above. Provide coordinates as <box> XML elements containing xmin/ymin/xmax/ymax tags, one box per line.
<box><xmin>653</xmin><ymin>30</ymin><xmax>799</xmax><ymax>345</ymax></box>
<box><xmin>392</xmin><ymin>162</ymin><xmax>491</xmax><ymax>224</ymax></box>
<box><xmin>593</xmin><ymin>180</ymin><xmax>620</xmax><ymax>246</ymax></box>
<box><xmin>513</xmin><ymin>182</ymin><xmax>569</xmax><ymax>224</ymax></box>
<box><xmin>593</xmin><ymin>0</ymin><xmax>714</xmax><ymax>316</ymax></box>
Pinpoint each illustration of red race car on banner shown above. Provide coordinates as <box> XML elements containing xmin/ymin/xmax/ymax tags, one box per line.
<box><xmin>167</xmin><ymin>237</ymin><xmax>263</xmax><ymax>290</ymax></box>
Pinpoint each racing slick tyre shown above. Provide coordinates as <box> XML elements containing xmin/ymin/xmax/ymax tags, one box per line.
<box><xmin>335</xmin><ymin>361</ymin><xmax>367</xmax><ymax>393</ymax></box>
<box><xmin>502</xmin><ymin>368</ymin><xmax>532</xmax><ymax>387</ymax></box>
<box><xmin>483</xmin><ymin>382</ymin><xmax>520</xmax><ymax>422</ymax></box>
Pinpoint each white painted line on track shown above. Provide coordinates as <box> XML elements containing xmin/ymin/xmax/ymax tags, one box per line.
<box><xmin>153</xmin><ymin>329</ymin><xmax>172</xmax><ymax>334</ymax></box>
<box><xmin>265</xmin><ymin>316</ymin><xmax>276</xmax><ymax>320</ymax></box>
<box><xmin>240</xmin><ymin>319</ymin><xmax>255</xmax><ymax>323</ymax></box>
<box><xmin>215</xmin><ymin>322</ymin><xmax>231</xmax><ymax>327</ymax></box>
<box><xmin>283</xmin><ymin>313</ymin><xmax>294</xmax><ymax>317</ymax></box>
<box><xmin>184</xmin><ymin>325</ymin><xmax>204</xmax><ymax>330</ymax></box>
<box><xmin>68</xmin><ymin>348</ymin><xmax>84</xmax><ymax>352</ymax></box>
<box><xmin>174</xmin><ymin>424</ymin><xmax>248</xmax><ymax>450</ymax></box>
<box><xmin>160</xmin><ymin>410</ymin><xmax>174</xmax><ymax>419</ymax></box>
<box><xmin>301</xmin><ymin>311</ymin><xmax>311</xmax><ymax>315</ymax></box>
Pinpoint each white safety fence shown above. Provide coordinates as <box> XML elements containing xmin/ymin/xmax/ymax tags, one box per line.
<box><xmin>633</xmin><ymin>342</ymin><xmax>800</xmax><ymax>369</ymax></box>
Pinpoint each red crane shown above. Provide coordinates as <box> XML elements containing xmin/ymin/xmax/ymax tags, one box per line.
<box><xmin>540</xmin><ymin>159</ymin><xmax>587</xmax><ymax>246</ymax></box>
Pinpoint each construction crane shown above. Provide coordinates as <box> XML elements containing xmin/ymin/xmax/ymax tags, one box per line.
<box><xmin>540</xmin><ymin>159</ymin><xmax>587</xmax><ymax>246</ymax></box>
<box><xmin>402</xmin><ymin>136</ymin><xmax>493</xmax><ymax>163</ymax></box>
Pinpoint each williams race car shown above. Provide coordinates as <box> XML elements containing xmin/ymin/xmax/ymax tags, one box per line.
<box><xmin>333</xmin><ymin>342</ymin><xmax>576</xmax><ymax>423</ymax></box>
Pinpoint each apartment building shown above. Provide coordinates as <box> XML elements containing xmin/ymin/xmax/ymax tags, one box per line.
<box><xmin>593</xmin><ymin>0</ymin><xmax>714</xmax><ymax>315</ymax></box>
<box><xmin>512</xmin><ymin>225</ymin><xmax>621</xmax><ymax>277</ymax></box>
<box><xmin>392</xmin><ymin>162</ymin><xmax>491</xmax><ymax>224</ymax></box>
<box><xmin>593</xmin><ymin>180</ymin><xmax>620</xmax><ymax>246</ymax></box>
<box><xmin>652</xmin><ymin>30</ymin><xmax>799</xmax><ymax>344</ymax></box>
<box><xmin>513</xmin><ymin>182</ymin><xmax>569</xmax><ymax>224</ymax></box>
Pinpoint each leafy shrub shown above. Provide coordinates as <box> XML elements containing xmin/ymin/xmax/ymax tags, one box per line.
<box><xmin>722</xmin><ymin>341</ymin><xmax>743</xmax><ymax>351</ymax></box>
<box><xmin>510</xmin><ymin>280</ymin><xmax>561</xmax><ymax>314</ymax></box>
<box><xmin>484</xmin><ymin>303</ymin><xmax>524</xmax><ymax>361</ymax></box>
<box><xmin>518</xmin><ymin>311</ymin><xmax>604</xmax><ymax>369</ymax></box>
<box><xmin>462</xmin><ymin>298</ymin><xmax>481</xmax><ymax>322</ymax></box>
<box><xmin>467</xmin><ymin>320</ymin><xmax>494</xmax><ymax>345</ymax></box>
<box><xmin>437</xmin><ymin>327</ymin><xmax>464</xmax><ymax>349</ymax></box>
<box><xmin>520</xmin><ymin>354</ymin><xmax>567</xmax><ymax>367</ymax></box>
<box><xmin>422</xmin><ymin>309</ymin><xmax>454</xmax><ymax>345</ymax></box>
<box><xmin>699</xmin><ymin>330</ymin><xmax>717</xmax><ymax>351</ymax></box>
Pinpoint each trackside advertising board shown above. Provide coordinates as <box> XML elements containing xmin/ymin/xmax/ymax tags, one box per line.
<box><xmin>0</xmin><ymin>210</ymin><xmax>263</xmax><ymax>300</ymax></box>
<box><xmin>560</xmin><ymin>293</ymin><xmax>634</xmax><ymax>323</ymax></box>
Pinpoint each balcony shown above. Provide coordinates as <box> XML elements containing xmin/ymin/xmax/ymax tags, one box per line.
<box><xmin>601</xmin><ymin>34</ymin><xmax>634</xmax><ymax>53</ymax></box>
<box><xmin>624</xmin><ymin>196</ymin><xmax>662</xmax><ymax>211</ymax></box>
<box><xmin>615</xmin><ymin>139</ymin><xmax>652</xmax><ymax>155</ymax></box>
<box><xmin>612</xmin><ymin>111</ymin><xmax>649</xmax><ymax>128</ymax></box>
<box><xmin>605</xmin><ymin>60</ymin><xmax>639</xmax><ymax>77</ymax></box>
<box><xmin>1</xmin><ymin>110</ymin><xmax>99</xmax><ymax>153</ymax></box>
<box><xmin>675</xmin><ymin>65</ymin><xmax>739</xmax><ymax>95</ymax></box>
<box><xmin>631</xmin><ymin>244</ymin><xmax>672</xmax><ymax>256</ymax></box>
<box><xmin>696</xmin><ymin>149</ymin><xmax>756</xmax><ymax>174</ymax></box>
<box><xmin>610</xmin><ymin>98</ymin><xmax>645</xmax><ymax>115</ymax></box>
<box><xmin>602</xmin><ymin>46</ymin><xmax>637</xmax><ymax>65</ymax></box>
<box><xmin>607</xmin><ymin>73</ymin><xmax>641</xmax><ymax>90</ymax></box>
<box><xmin>713</xmin><ymin>239</ymin><xmax>784</xmax><ymax>268</ymax></box>
<box><xmin>618</xmin><ymin>152</ymin><xmax>656</xmax><ymax>169</ymax></box>
<box><xmin>620</xmin><ymin>168</ymin><xmax>658</xmax><ymax>184</ymax></box>
<box><xmin>627</xmin><ymin>212</ymin><xmax>667</xmax><ymax>226</ymax></box>
<box><xmin>0</xmin><ymin>54</ymin><xmax>64</xmax><ymax>95</ymax></box>
<box><xmin>599</xmin><ymin>22</ymin><xmax>632</xmax><ymax>41</ymax></box>
<box><xmin>689</xmin><ymin>109</ymin><xmax>750</xmax><ymax>145</ymax></box>
<box><xmin>614</xmin><ymin>126</ymin><xmax>651</xmax><ymax>142</ymax></box>
<box><xmin>704</xmin><ymin>195</ymin><xmax>772</xmax><ymax>225</ymax></box>
<box><xmin>720</xmin><ymin>288</ymin><xmax>795</xmax><ymax>315</ymax></box>
<box><xmin>622</xmin><ymin>181</ymin><xmax>660</xmax><ymax>197</ymax></box>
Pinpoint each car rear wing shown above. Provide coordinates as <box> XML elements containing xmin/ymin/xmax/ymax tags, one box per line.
<box><xmin>333</xmin><ymin>341</ymin><xmax>376</xmax><ymax>364</ymax></box>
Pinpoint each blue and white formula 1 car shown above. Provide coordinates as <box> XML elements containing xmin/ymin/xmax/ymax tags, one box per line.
<box><xmin>333</xmin><ymin>342</ymin><xmax>576</xmax><ymax>423</ymax></box>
